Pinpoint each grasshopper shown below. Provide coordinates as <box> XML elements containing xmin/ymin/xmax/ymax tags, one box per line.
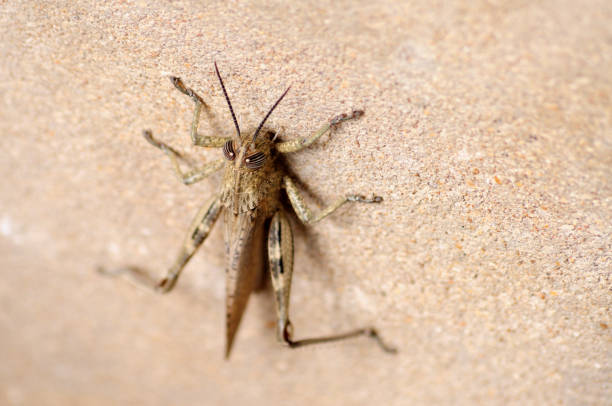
<box><xmin>103</xmin><ymin>63</ymin><xmax>396</xmax><ymax>358</ymax></box>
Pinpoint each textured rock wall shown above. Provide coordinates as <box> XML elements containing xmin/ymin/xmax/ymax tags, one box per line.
<box><xmin>1</xmin><ymin>1</ymin><xmax>610</xmax><ymax>405</ymax></box>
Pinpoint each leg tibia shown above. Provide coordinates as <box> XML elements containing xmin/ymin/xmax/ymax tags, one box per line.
<box><xmin>169</xmin><ymin>77</ymin><xmax>229</xmax><ymax>147</ymax></box>
<box><xmin>282</xmin><ymin>323</ymin><xmax>397</xmax><ymax>354</ymax></box>
<box><xmin>143</xmin><ymin>130</ymin><xmax>224</xmax><ymax>185</ymax></box>
<box><xmin>283</xmin><ymin>176</ymin><xmax>382</xmax><ymax>225</ymax></box>
<box><xmin>275</xmin><ymin>109</ymin><xmax>364</xmax><ymax>154</ymax></box>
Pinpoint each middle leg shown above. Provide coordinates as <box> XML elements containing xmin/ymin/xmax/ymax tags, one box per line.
<box><xmin>283</xmin><ymin>176</ymin><xmax>382</xmax><ymax>225</ymax></box>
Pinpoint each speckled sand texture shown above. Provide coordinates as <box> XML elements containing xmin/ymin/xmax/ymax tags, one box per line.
<box><xmin>1</xmin><ymin>1</ymin><xmax>610</xmax><ymax>405</ymax></box>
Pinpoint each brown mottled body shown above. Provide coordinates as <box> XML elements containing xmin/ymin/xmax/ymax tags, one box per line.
<box><xmin>102</xmin><ymin>64</ymin><xmax>395</xmax><ymax>358</ymax></box>
<box><xmin>220</xmin><ymin>129</ymin><xmax>283</xmax><ymax>355</ymax></box>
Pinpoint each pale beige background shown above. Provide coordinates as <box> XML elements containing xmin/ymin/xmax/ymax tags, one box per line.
<box><xmin>1</xmin><ymin>0</ymin><xmax>610</xmax><ymax>405</ymax></box>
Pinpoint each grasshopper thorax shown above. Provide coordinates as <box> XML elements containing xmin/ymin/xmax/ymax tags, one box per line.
<box><xmin>220</xmin><ymin>128</ymin><xmax>282</xmax><ymax>215</ymax></box>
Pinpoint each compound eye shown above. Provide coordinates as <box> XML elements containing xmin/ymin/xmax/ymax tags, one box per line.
<box><xmin>244</xmin><ymin>151</ymin><xmax>266</xmax><ymax>169</ymax></box>
<box><xmin>223</xmin><ymin>140</ymin><xmax>236</xmax><ymax>161</ymax></box>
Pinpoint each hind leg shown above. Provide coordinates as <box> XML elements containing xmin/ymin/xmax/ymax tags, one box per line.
<box><xmin>267</xmin><ymin>210</ymin><xmax>396</xmax><ymax>353</ymax></box>
<box><xmin>99</xmin><ymin>195</ymin><xmax>223</xmax><ymax>293</ymax></box>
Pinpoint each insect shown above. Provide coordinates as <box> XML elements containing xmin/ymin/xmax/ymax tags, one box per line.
<box><xmin>102</xmin><ymin>63</ymin><xmax>396</xmax><ymax>358</ymax></box>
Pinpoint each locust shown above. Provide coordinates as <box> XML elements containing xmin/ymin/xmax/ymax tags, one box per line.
<box><xmin>102</xmin><ymin>63</ymin><xmax>396</xmax><ymax>358</ymax></box>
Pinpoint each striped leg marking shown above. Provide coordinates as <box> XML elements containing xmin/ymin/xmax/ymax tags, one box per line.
<box><xmin>156</xmin><ymin>194</ymin><xmax>223</xmax><ymax>293</ymax></box>
<box><xmin>268</xmin><ymin>212</ymin><xmax>397</xmax><ymax>353</ymax></box>
<box><xmin>97</xmin><ymin>195</ymin><xmax>222</xmax><ymax>293</ymax></box>
<box><xmin>268</xmin><ymin>211</ymin><xmax>294</xmax><ymax>342</ymax></box>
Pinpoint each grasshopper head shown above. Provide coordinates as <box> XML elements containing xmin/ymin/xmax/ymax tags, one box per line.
<box><xmin>222</xmin><ymin>130</ymin><xmax>277</xmax><ymax>171</ymax></box>
<box><xmin>214</xmin><ymin>62</ymin><xmax>290</xmax><ymax>172</ymax></box>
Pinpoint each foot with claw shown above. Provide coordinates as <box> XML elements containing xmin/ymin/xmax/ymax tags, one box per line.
<box><xmin>156</xmin><ymin>276</ymin><xmax>178</xmax><ymax>293</ymax></box>
<box><xmin>143</xmin><ymin>130</ymin><xmax>183</xmax><ymax>159</ymax></box>
<box><xmin>330</xmin><ymin>109</ymin><xmax>364</xmax><ymax>126</ymax></box>
<box><xmin>98</xmin><ymin>266</ymin><xmax>179</xmax><ymax>294</ymax></box>
<box><xmin>347</xmin><ymin>195</ymin><xmax>384</xmax><ymax>203</ymax></box>
<box><xmin>170</xmin><ymin>76</ymin><xmax>205</xmax><ymax>104</ymax></box>
<box><xmin>97</xmin><ymin>266</ymin><xmax>160</xmax><ymax>292</ymax></box>
<box><xmin>365</xmin><ymin>328</ymin><xmax>398</xmax><ymax>354</ymax></box>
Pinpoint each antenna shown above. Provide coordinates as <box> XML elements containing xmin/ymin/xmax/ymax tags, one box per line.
<box><xmin>214</xmin><ymin>62</ymin><xmax>241</xmax><ymax>141</ymax></box>
<box><xmin>252</xmin><ymin>85</ymin><xmax>291</xmax><ymax>143</ymax></box>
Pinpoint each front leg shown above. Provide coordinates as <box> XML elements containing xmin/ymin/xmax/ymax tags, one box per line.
<box><xmin>143</xmin><ymin>130</ymin><xmax>224</xmax><ymax>185</ymax></box>
<box><xmin>267</xmin><ymin>211</ymin><xmax>396</xmax><ymax>353</ymax></box>
<box><xmin>276</xmin><ymin>109</ymin><xmax>363</xmax><ymax>153</ymax></box>
<box><xmin>99</xmin><ymin>195</ymin><xmax>223</xmax><ymax>293</ymax></box>
<box><xmin>170</xmin><ymin>77</ymin><xmax>230</xmax><ymax>148</ymax></box>
<box><xmin>283</xmin><ymin>176</ymin><xmax>382</xmax><ymax>225</ymax></box>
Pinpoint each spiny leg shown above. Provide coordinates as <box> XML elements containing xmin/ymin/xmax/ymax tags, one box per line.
<box><xmin>276</xmin><ymin>109</ymin><xmax>364</xmax><ymax>153</ymax></box>
<box><xmin>283</xmin><ymin>176</ymin><xmax>382</xmax><ymax>225</ymax></box>
<box><xmin>143</xmin><ymin>130</ymin><xmax>224</xmax><ymax>185</ymax></box>
<box><xmin>170</xmin><ymin>76</ymin><xmax>230</xmax><ymax>147</ymax></box>
<box><xmin>267</xmin><ymin>211</ymin><xmax>396</xmax><ymax>353</ymax></box>
<box><xmin>99</xmin><ymin>195</ymin><xmax>223</xmax><ymax>293</ymax></box>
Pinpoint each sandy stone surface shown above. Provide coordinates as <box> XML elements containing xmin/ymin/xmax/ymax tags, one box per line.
<box><xmin>1</xmin><ymin>1</ymin><xmax>610</xmax><ymax>405</ymax></box>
